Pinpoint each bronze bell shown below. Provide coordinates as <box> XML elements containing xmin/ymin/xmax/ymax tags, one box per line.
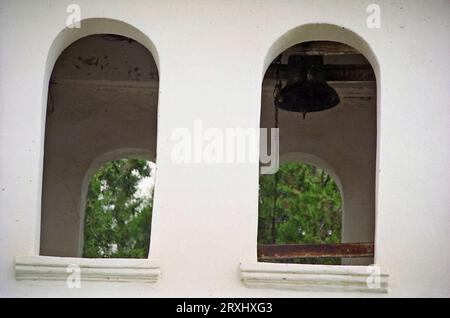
<box><xmin>274</xmin><ymin>55</ymin><xmax>340</xmax><ymax>117</ymax></box>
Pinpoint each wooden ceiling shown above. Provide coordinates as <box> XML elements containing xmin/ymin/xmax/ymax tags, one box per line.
<box><xmin>265</xmin><ymin>41</ymin><xmax>375</xmax><ymax>82</ymax></box>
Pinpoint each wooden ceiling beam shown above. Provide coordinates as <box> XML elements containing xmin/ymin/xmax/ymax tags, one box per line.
<box><xmin>282</xmin><ymin>41</ymin><xmax>360</xmax><ymax>56</ymax></box>
<box><xmin>264</xmin><ymin>64</ymin><xmax>376</xmax><ymax>82</ymax></box>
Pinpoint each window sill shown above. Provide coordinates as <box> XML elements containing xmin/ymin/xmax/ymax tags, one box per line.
<box><xmin>239</xmin><ymin>262</ymin><xmax>388</xmax><ymax>294</ymax></box>
<box><xmin>15</xmin><ymin>255</ymin><xmax>161</xmax><ymax>284</ymax></box>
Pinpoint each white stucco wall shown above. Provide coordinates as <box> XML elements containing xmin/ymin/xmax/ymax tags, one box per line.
<box><xmin>0</xmin><ymin>0</ymin><xmax>449</xmax><ymax>297</ymax></box>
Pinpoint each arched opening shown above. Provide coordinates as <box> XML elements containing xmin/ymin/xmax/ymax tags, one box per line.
<box><xmin>39</xmin><ymin>30</ymin><xmax>159</xmax><ymax>257</ymax></box>
<box><xmin>259</xmin><ymin>27</ymin><xmax>378</xmax><ymax>265</ymax></box>
<box><xmin>83</xmin><ymin>158</ymin><xmax>155</xmax><ymax>258</ymax></box>
<box><xmin>259</xmin><ymin>162</ymin><xmax>343</xmax><ymax>265</ymax></box>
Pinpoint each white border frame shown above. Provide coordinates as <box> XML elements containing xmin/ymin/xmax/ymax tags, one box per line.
<box><xmin>16</xmin><ymin>256</ymin><xmax>161</xmax><ymax>283</ymax></box>
<box><xmin>240</xmin><ymin>262</ymin><xmax>388</xmax><ymax>293</ymax></box>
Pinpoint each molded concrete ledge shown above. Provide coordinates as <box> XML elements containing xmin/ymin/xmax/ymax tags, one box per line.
<box><xmin>239</xmin><ymin>262</ymin><xmax>388</xmax><ymax>294</ymax></box>
<box><xmin>15</xmin><ymin>256</ymin><xmax>161</xmax><ymax>283</ymax></box>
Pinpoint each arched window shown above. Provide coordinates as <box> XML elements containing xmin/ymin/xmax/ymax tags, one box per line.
<box><xmin>83</xmin><ymin>158</ymin><xmax>155</xmax><ymax>258</ymax></box>
<box><xmin>39</xmin><ymin>32</ymin><xmax>159</xmax><ymax>258</ymax></box>
<box><xmin>258</xmin><ymin>39</ymin><xmax>377</xmax><ymax>266</ymax></box>
<box><xmin>259</xmin><ymin>162</ymin><xmax>343</xmax><ymax>265</ymax></box>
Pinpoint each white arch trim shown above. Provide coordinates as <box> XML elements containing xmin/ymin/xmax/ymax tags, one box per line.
<box><xmin>41</xmin><ymin>18</ymin><xmax>160</xmax><ymax>138</ymax></box>
<box><xmin>262</xmin><ymin>23</ymin><xmax>379</xmax><ymax>79</ymax></box>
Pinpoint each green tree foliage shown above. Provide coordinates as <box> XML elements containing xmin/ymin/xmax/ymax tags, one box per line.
<box><xmin>258</xmin><ymin>163</ymin><xmax>342</xmax><ymax>264</ymax></box>
<box><xmin>83</xmin><ymin>160</ymin><xmax>341</xmax><ymax>264</ymax></box>
<box><xmin>83</xmin><ymin>158</ymin><xmax>153</xmax><ymax>258</ymax></box>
